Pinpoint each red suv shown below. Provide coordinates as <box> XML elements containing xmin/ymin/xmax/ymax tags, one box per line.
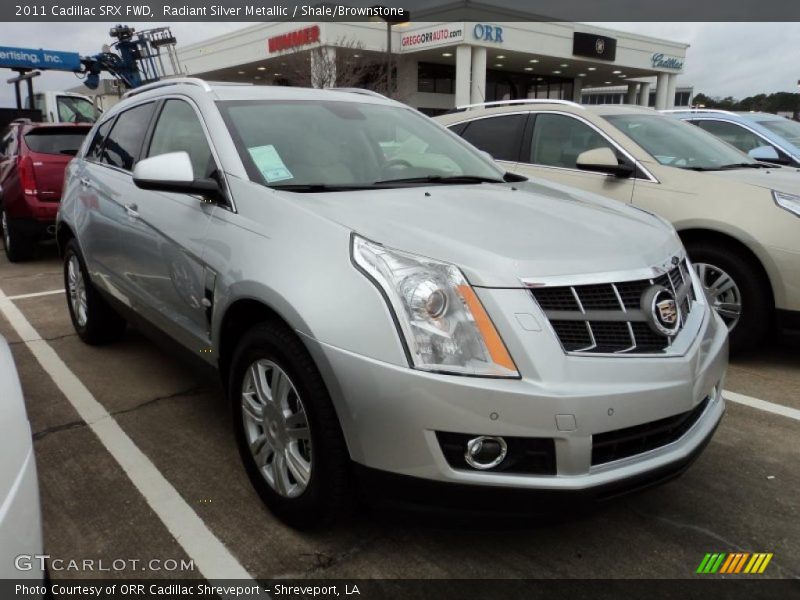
<box><xmin>0</xmin><ymin>120</ymin><xmax>92</xmax><ymax>261</ymax></box>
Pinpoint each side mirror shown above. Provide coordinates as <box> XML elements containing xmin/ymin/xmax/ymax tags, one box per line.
<box><xmin>576</xmin><ymin>147</ymin><xmax>634</xmax><ymax>178</ymax></box>
<box><xmin>748</xmin><ymin>145</ymin><xmax>781</xmax><ymax>162</ymax></box>
<box><xmin>133</xmin><ymin>151</ymin><xmax>221</xmax><ymax>201</ymax></box>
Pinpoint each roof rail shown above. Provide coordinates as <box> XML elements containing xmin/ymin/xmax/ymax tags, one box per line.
<box><xmin>456</xmin><ymin>99</ymin><xmax>585</xmax><ymax>111</ymax></box>
<box><xmin>661</xmin><ymin>108</ymin><xmax>739</xmax><ymax>116</ymax></box>
<box><xmin>328</xmin><ymin>87</ymin><xmax>388</xmax><ymax>100</ymax></box>
<box><xmin>123</xmin><ymin>77</ymin><xmax>214</xmax><ymax>98</ymax></box>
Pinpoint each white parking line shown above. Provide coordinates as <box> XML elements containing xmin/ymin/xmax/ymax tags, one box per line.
<box><xmin>0</xmin><ymin>286</ymin><xmax>253</xmax><ymax>582</ymax></box>
<box><xmin>6</xmin><ymin>289</ymin><xmax>65</xmax><ymax>301</ymax></box>
<box><xmin>724</xmin><ymin>390</ymin><xmax>800</xmax><ymax>422</ymax></box>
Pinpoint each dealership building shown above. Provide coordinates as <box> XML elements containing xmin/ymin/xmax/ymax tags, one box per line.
<box><xmin>175</xmin><ymin>21</ymin><xmax>690</xmax><ymax>115</ymax></box>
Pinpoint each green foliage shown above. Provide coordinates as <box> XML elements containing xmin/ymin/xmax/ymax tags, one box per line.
<box><xmin>691</xmin><ymin>91</ymin><xmax>800</xmax><ymax>115</ymax></box>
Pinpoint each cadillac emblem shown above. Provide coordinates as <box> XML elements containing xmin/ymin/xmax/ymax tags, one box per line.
<box><xmin>641</xmin><ymin>285</ymin><xmax>681</xmax><ymax>336</ymax></box>
<box><xmin>595</xmin><ymin>38</ymin><xmax>605</xmax><ymax>54</ymax></box>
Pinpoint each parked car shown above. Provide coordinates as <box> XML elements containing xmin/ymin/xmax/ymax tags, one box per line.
<box><xmin>26</xmin><ymin>90</ymin><xmax>100</xmax><ymax>124</ymax></box>
<box><xmin>437</xmin><ymin>101</ymin><xmax>800</xmax><ymax>351</ymax></box>
<box><xmin>0</xmin><ymin>121</ymin><xmax>92</xmax><ymax>261</ymax></box>
<box><xmin>0</xmin><ymin>335</ymin><xmax>44</xmax><ymax>583</ymax></box>
<box><xmin>58</xmin><ymin>79</ymin><xmax>727</xmax><ymax>528</ymax></box>
<box><xmin>665</xmin><ymin>109</ymin><xmax>800</xmax><ymax>168</ymax></box>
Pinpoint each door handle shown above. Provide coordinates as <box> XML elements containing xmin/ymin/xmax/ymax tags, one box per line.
<box><xmin>79</xmin><ymin>177</ymin><xmax>93</xmax><ymax>188</ymax></box>
<box><xmin>123</xmin><ymin>203</ymin><xmax>139</xmax><ymax>218</ymax></box>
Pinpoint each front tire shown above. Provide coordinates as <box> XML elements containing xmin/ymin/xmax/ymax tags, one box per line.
<box><xmin>687</xmin><ymin>242</ymin><xmax>771</xmax><ymax>352</ymax></box>
<box><xmin>1</xmin><ymin>207</ymin><xmax>36</xmax><ymax>262</ymax></box>
<box><xmin>229</xmin><ymin>321</ymin><xmax>351</xmax><ymax>529</ymax></box>
<box><xmin>63</xmin><ymin>239</ymin><xmax>127</xmax><ymax>345</ymax></box>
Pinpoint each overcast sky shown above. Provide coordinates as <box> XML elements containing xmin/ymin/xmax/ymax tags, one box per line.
<box><xmin>0</xmin><ymin>21</ymin><xmax>798</xmax><ymax>106</ymax></box>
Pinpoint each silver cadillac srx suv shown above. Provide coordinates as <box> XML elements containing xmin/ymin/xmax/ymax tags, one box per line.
<box><xmin>57</xmin><ymin>79</ymin><xmax>728</xmax><ymax>528</ymax></box>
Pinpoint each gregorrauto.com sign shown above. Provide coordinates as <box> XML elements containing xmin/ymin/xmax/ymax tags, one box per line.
<box><xmin>400</xmin><ymin>23</ymin><xmax>464</xmax><ymax>51</ymax></box>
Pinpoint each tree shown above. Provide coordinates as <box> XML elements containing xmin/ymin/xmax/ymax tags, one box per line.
<box><xmin>271</xmin><ymin>37</ymin><xmax>388</xmax><ymax>93</ymax></box>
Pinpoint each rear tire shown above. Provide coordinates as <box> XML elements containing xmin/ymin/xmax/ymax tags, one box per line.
<box><xmin>686</xmin><ymin>241</ymin><xmax>771</xmax><ymax>353</ymax></box>
<box><xmin>1</xmin><ymin>207</ymin><xmax>36</xmax><ymax>262</ymax></box>
<box><xmin>63</xmin><ymin>239</ymin><xmax>127</xmax><ymax>345</ymax></box>
<box><xmin>229</xmin><ymin>320</ymin><xmax>351</xmax><ymax>529</ymax></box>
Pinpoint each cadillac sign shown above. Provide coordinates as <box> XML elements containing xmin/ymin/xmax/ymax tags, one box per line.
<box><xmin>651</xmin><ymin>53</ymin><xmax>684</xmax><ymax>70</ymax></box>
<box><xmin>573</xmin><ymin>32</ymin><xmax>616</xmax><ymax>61</ymax></box>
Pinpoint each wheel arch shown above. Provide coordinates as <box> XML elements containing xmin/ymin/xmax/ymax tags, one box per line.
<box><xmin>677</xmin><ymin>227</ymin><xmax>776</xmax><ymax>310</ymax></box>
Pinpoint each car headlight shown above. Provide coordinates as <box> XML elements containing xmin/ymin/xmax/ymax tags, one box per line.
<box><xmin>773</xmin><ymin>190</ymin><xmax>800</xmax><ymax>218</ymax></box>
<box><xmin>352</xmin><ymin>235</ymin><xmax>519</xmax><ymax>378</ymax></box>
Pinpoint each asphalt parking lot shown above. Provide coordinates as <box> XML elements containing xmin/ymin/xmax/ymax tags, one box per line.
<box><xmin>0</xmin><ymin>245</ymin><xmax>798</xmax><ymax>582</ymax></box>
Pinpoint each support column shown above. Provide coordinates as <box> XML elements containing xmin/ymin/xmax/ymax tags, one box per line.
<box><xmin>654</xmin><ymin>72</ymin><xmax>670</xmax><ymax>109</ymax></box>
<box><xmin>666</xmin><ymin>74</ymin><xmax>678</xmax><ymax>109</ymax></box>
<box><xmin>639</xmin><ymin>82</ymin><xmax>651</xmax><ymax>106</ymax></box>
<box><xmin>572</xmin><ymin>77</ymin><xmax>583</xmax><ymax>103</ymax></box>
<box><xmin>470</xmin><ymin>46</ymin><xmax>487</xmax><ymax>104</ymax></box>
<box><xmin>626</xmin><ymin>82</ymin><xmax>639</xmax><ymax>105</ymax></box>
<box><xmin>310</xmin><ymin>46</ymin><xmax>336</xmax><ymax>88</ymax></box>
<box><xmin>395</xmin><ymin>56</ymin><xmax>418</xmax><ymax>106</ymax></box>
<box><xmin>455</xmin><ymin>45</ymin><xmax>472</xmax><ymax>108</ymax></box>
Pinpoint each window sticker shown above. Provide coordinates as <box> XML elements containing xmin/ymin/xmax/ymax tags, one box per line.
<box><xmin>247</xmin><ymin>144</ymin><xmax>293</xmax><ymax>182</ymax></box>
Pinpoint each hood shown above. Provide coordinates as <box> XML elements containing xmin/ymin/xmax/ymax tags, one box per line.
<box><xmin>295</xmin><ymin>182</ymin><xmax>681</xmax><ymax>287</ymax></box>
<box><xmin>709</xmin><ymin>166</ymin><xmax>800</xmax><ymax>194</ymax></box>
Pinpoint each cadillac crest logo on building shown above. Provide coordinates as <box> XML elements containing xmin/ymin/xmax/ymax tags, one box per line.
<box><xmin>642</xmin><ymin>286</ymin><xmax>681</xmax><ymax>336</ymax></box>
<box><xmin>595</xmin><ymin>38</ymin><xmax>605</xmax><ymax>54</ymax></box>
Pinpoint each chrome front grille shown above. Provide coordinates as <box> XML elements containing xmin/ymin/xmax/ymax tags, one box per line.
<box><xmin>530</xmin><ymin>259</ymin><xmax>697</xmax><ymax>354</ymax></box>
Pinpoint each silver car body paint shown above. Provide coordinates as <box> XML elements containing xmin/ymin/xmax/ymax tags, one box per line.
<box><xmin>58</xmin><ymin>82</ymin><xmax>728</xmax><ymax>490</ymax></box>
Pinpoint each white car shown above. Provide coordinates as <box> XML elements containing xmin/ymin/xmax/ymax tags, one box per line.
<box><xmin>0</xmin><ymin>335</ymin><xmax>44</xmax><ymax>581</ymax></box>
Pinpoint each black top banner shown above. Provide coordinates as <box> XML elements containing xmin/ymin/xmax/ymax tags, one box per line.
<box><xmin>2</xmin><ymin>0</ymin><xmax>800</xmax><ymax>22</ymax></box>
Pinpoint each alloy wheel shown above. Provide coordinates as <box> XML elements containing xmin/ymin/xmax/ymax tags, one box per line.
<box><xmin>67</xmin><ymin>255</ymin><xmax>88</xmax><ymax>327</ymax></box>
<box><xmin>241</xmin><ymin>359</ymin><xmax>312</xmax><ymax>498</ymax></box>
<box><xmin>694</xmin><ymin>262</ymin><xmax>742</xmax><ymax>331</ymax></box>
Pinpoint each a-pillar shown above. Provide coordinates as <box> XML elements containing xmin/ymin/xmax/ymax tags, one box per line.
<box><xmin>455</xmin><ymin>45</ymin><xmax>472</xmax><ymax>107</ymax></box>
<box><xmin>470</xmin><ymin>46</ymin><xmax>486</xmax><ymax>104</ymax></box>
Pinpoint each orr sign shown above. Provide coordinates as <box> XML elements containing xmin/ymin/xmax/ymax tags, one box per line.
<box><xmin>268</xmin><ymin>26</ymin><xmax>321</xmax><ymax>53</ymax></box>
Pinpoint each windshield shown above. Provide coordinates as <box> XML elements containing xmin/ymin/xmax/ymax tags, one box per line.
<box><xmin>57</xmin><ymin>96</ymin><xmax>98</xmax><ymax>123</ymax></box>
<box><xmin>756</xmin><ymin>118</ymin><xmax>800</xmax><ymax>148</ymax></box>
<box><xmin>218</xmin><ymin>100</ymin><xmax>504</xmax><ymax>190</ymax></box>
<box><xmin>605</xmin><ymin>113</ymin><xmax>756</xmax><ymax>170</ymax></box>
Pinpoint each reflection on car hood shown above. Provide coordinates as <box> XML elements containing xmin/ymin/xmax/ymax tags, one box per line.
<box><xmin>709</xmin><ymin>166</ymin><xmax>800</xmax><ymax>194</ymax></box>
<box><xmin>297</xmin><ymin>182</ymin><xmax>681</xmax><ymax>288</ymax></box>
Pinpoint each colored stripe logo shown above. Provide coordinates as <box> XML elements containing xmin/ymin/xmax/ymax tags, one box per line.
<box><xmin>697</xmin><ymin>552</ymin><xmax>773</xmax><ymax>574</ymax></box>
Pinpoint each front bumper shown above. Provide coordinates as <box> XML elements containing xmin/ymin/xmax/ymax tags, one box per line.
<box><xmin>304</xmin><ymin>287</ymin><xmax>728</xmax><ymax>492</ymax></box>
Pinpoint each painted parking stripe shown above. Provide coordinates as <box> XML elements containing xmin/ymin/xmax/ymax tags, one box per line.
<box><xmin>0</xmin><ymin>286</ymin><xmax>253</xmax><ymax>582</ymax></box>
<box><xmin>723</xmin><ymin>390</ymin><xmax>800</xmax><ymax>422</ymax></box>
<box><xmin>6</xmin><ymin>289</ymin><xmax>65</xmax><ymax>301</ymax></box>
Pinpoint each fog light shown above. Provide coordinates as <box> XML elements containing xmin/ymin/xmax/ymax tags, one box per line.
<box><xmin>464</xmin><ymin>436</ymin><xmax>507</xmax><ymax>470</ymax></box>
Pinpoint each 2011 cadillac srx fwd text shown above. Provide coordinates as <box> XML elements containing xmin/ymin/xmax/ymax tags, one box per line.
<box><xmin>56</xmin><ymin>79</ymin><xmax>728</xmax><ymax>527</ymax></box>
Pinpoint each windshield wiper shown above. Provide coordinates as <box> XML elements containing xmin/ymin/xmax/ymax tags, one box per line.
<box><xmin>269</xmin><ymin>183</ymin><xmax>375</xmax><ymax>193</ymax></box>
<box><xmin>372</xmin><ymin>175</ymin><xmax>506</xmax><ymax>186</ymax></box>
<box><xmin>717</xmin><ymin>162</ymin><xmax>771</xmax><ymax>170</ymax></box>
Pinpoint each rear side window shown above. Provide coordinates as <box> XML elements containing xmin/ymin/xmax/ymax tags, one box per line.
<box><xmin>24</xmin><ymin>127</ymin><xmax>90</xmax><ymax>156</ymax></box>
<box><xmin>101</xmin><ymin>103</ymin><xmax>156</xmax><ymax>171</ymax></box>
<box><xmin>459</xmin><ymin>114</ymin><xmax>526</xmax><ymax>162</ymax></box>
<box><xmin>86</xmin><ymin>120</ymin><xmax>113</xmax><ymax>161</ymax></box>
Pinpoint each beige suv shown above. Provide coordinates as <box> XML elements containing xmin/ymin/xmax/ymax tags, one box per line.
<box><xmin>437</xmin><ymin>101</ymin><xmax>800</xmax><ymax>351</ymax></box>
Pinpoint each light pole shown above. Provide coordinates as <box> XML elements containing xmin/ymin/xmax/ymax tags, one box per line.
<box><xmin>372</xmin><ymin>6</ymin><xmax>409</xmax><ymax>98</ymax></box>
